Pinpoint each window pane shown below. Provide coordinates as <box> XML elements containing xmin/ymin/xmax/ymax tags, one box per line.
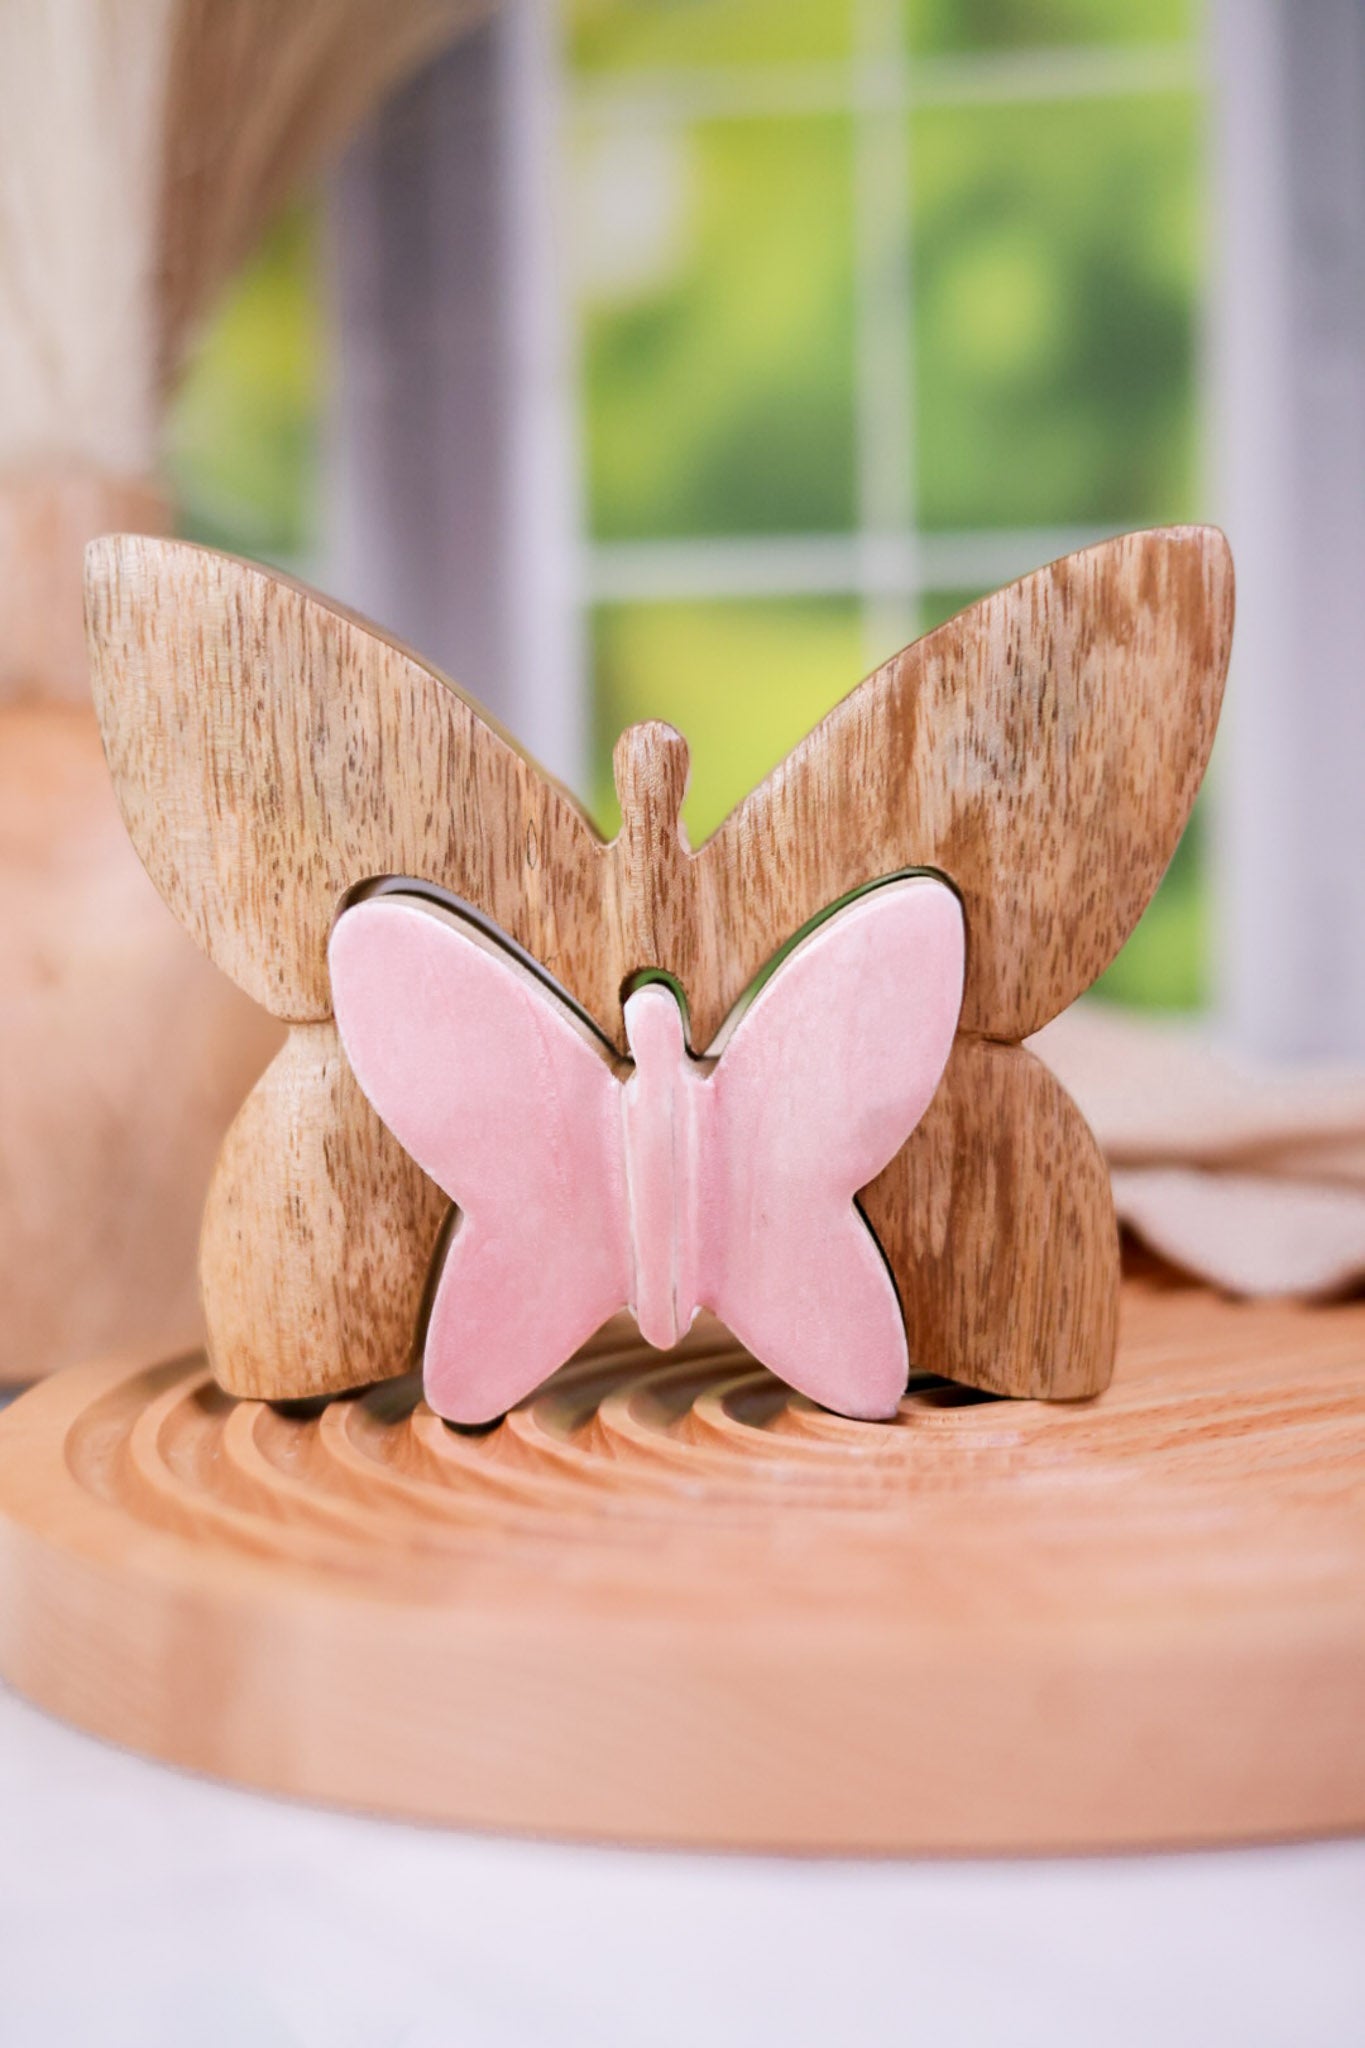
<box><xmin>167</xmin><ymin>209</ymin><xmax>321</xmax><ymax>566</ymax></box>
<box><xmin>1093</xmin><ymin>806</ymin><xmax>1207</xmax><ymax>1011</ymax></box>
<box><xmin>569</xmin><ymin>0</ymin><xmax>854</xmax><ymax>72</ymax></box>
<box><xmin>912</xmin><ymin>92</ymin><xmax>1201</xmax><ymax>530</ymax></box>
<box><xmin>906</xmin><ymin>0</ymin><xmax>1194</xmax><ymax>56</ymax></box>
<box><xmin>574</xmin><ymin>116</ymin><xmax>857</xmax><ymax>539</ymax></box>
<box><xmin>591</xmin><ymin>598</ymin><xmax>865</xmax><ymax>840</ymax></box>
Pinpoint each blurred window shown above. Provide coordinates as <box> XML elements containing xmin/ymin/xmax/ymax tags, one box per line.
<box><xmin>570</xmin><ymin>0</ymin><xmax>1205</xmax><ymax>1006</ymax></box>
<box><xmin>172</xmin><ymin>0</ymin><xmax>1206</xmax><ymax>1012</ymax></box>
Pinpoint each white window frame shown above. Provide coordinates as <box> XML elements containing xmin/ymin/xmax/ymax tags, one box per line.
<box><xmin>1208</xmin><ymin>0</ymin><xmax>1365</xmax><ymax>1060</ymax></box>
<box><xmin>328</xmin><ymin>0</ymin><xmax>1204</xmax><ymax>768</ymax></box>
<box><xmin>568</xmin><ymin>2</ymin><xmax>1203</xmax><ymax>674</ymax></box>
<box><xmin>334</xmin><ymin>2</ymin><xmax>1365</xmax><ymax>1059</ymax></box>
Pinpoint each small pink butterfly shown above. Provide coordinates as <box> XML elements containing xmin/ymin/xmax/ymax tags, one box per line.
<box><xmin>328</xmin><ymin>875</ymin><xmax>965</xmax><ymax>1423</ymax></box>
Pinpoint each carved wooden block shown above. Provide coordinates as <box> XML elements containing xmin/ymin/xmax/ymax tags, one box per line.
<box><xmin>85</xmin><ymin>525</ymin><xmax>1233</xmax><ymax>1409</ymax></box>
<box><xmin>2</xmin><ymin>1278</ymin><xmax>1363</xmax><ymax>1851</ymax></box>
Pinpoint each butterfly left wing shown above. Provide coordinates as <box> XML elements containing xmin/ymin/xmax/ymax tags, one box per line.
<box><xmin>328</xmin><ymin>894</ymin><xmax>630</xmax><ymax>1424</ymax></box>
<box><xmin>86</xmin><ymin>536</ymin><xmax>615</xmax><ymax>1402</ymax></box>
<box><xmin>87</xmin><ymin>536</ymin><xmax>611</xmax><ymax>1022</ymax></box>
<box><xmin>701</xmin><ymin>876</ymin><xmax>964</xmax><ymax>1418</ymax></box>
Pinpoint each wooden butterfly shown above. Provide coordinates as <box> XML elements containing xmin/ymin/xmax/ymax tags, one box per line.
<box><xmin>85</xmin><ymin>525</ymin><xmax>1233</xmax><ymax>1408</ymax></box>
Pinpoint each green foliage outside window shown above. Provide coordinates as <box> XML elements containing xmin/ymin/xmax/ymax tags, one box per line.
<box><xmin>578</xmin><ymin>115</ymin><xmax>858</xmax><ymax>538</ymax></box>
<box><xmin>171</xmin><ymin>0</ymin><xmax>1208</xmax><ymax>1010</ymax></box>
<box><xmin>169</xmin><ymin>209</ymin><xmax>321</xmax><ymax>564</ymax></box>
<box><xmin>573</xmin><ymin>0</ymin><xmax>1206</xmax><ymax>1006</ymax></box>
<box><xmin>907</xmin><ymin>0</ymin><xmax>1192</xmax><ymax>54</ymax></box>
<box><xmin>911</xmin><ymin>93</ymin><xmax>1199</xmax><ymax>531</ymax></box>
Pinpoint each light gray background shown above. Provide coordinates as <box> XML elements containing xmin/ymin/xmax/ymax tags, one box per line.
<box><xmin>1</xmin><ymin>1683</ymin><xmax>1362</xmax><ymax>2048</ymax></box>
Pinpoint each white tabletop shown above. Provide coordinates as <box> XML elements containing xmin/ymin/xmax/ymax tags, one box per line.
<box><xmin>1</xmin><ymin>1683</ymin><xmax>1363</xmax><ymax>2047</ymax></box>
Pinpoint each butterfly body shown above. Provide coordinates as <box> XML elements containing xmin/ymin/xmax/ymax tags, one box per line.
<box><xmin>619</xmin><ymin>984</ymin><xmax>701</xmax><ymax>1352</ymax></box>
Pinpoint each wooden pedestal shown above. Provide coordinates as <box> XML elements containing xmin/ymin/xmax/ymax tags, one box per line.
<box><xmin>1</xmin><ymin>1274</ymin><xmax>1362</xmax><ymax>1854</ymax></box>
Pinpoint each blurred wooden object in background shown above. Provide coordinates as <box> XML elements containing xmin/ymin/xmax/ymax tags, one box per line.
<box><xmin>0</xmin><ymin>0</ymin><xmax>492</xmax><ymax>1379</ymax></box>
<box><xmin>0</xmin><ymin>706</ymin><xmax>273</xmax><ymax>1379</ymax></box>
<box><xmin>1034</xmin><ymin>1002</ymin><xmax>1365</xmax><ymax>1299</ymax></box>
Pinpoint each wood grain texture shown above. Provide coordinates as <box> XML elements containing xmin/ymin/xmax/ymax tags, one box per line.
<box><xmin>201</xmin><ymin>1023</ymin><xmax>447</xmax><ymax>1400</ymax></box>
<box><xmin>87</xmin><ymin>537</ymin><xmax>602</xmax><ymax>1022</ymax></box>
<box><xmin>85</xmin><ymin>527</ymin><xmax>1232</xmax><ymax>1405</ymax></box>
<box><xmin>654</xmin><ymin>525</ymin><xmax>1233</xmax><ymax>1046</ymax></box>
<box><xmin>87</xmin><ymin>526</ymin><xmax>1232</xmax><ymax>1047</ymax></box>
<box><xmin>1</xmin><ymin>1276</ymin><xmax>1362</xmax><ymax>1853</ymax></box>
<box><xmin>862</xmin><ymin>1037</ymin><xmax>1120</xmax><ymax>1400</ymax></box>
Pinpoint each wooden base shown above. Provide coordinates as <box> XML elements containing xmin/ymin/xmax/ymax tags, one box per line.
<box><xmin>1</xmin><ymin>1274</ymin><xmax>1362</xmax><ymax>1854</ymax></box>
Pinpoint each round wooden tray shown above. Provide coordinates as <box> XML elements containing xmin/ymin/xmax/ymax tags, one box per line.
<box><xmin>1</xmin><ymin>1274</ymin><xmax>1363</xmax><ymax>1853</ymax></box>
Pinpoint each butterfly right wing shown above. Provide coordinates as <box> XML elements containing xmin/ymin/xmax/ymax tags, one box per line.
<box><xmin>328</xmin><ymin>895</ymin><xmax>630</xmax><ymax>1424</ymax></box>
<box><xmin>681</xmin><ymin>527</ymin><xmax>1226</xmax><ymax>1405</ymax></box>
<box><xmin>703</xmin><ymin>876</ymin><xmax>965</xmax><ymax>1418</ymax></box>
<box><xmin>690</xmin><ymin>525</ymin><xmax>1232</xmax><ymax>1048</ymax></box>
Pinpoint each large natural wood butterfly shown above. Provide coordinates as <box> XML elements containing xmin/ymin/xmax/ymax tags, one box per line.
<box><xmin>85</xmin><ymin>525</ymin><xmax>1232</xmax><ymax>1410</ymax></box>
